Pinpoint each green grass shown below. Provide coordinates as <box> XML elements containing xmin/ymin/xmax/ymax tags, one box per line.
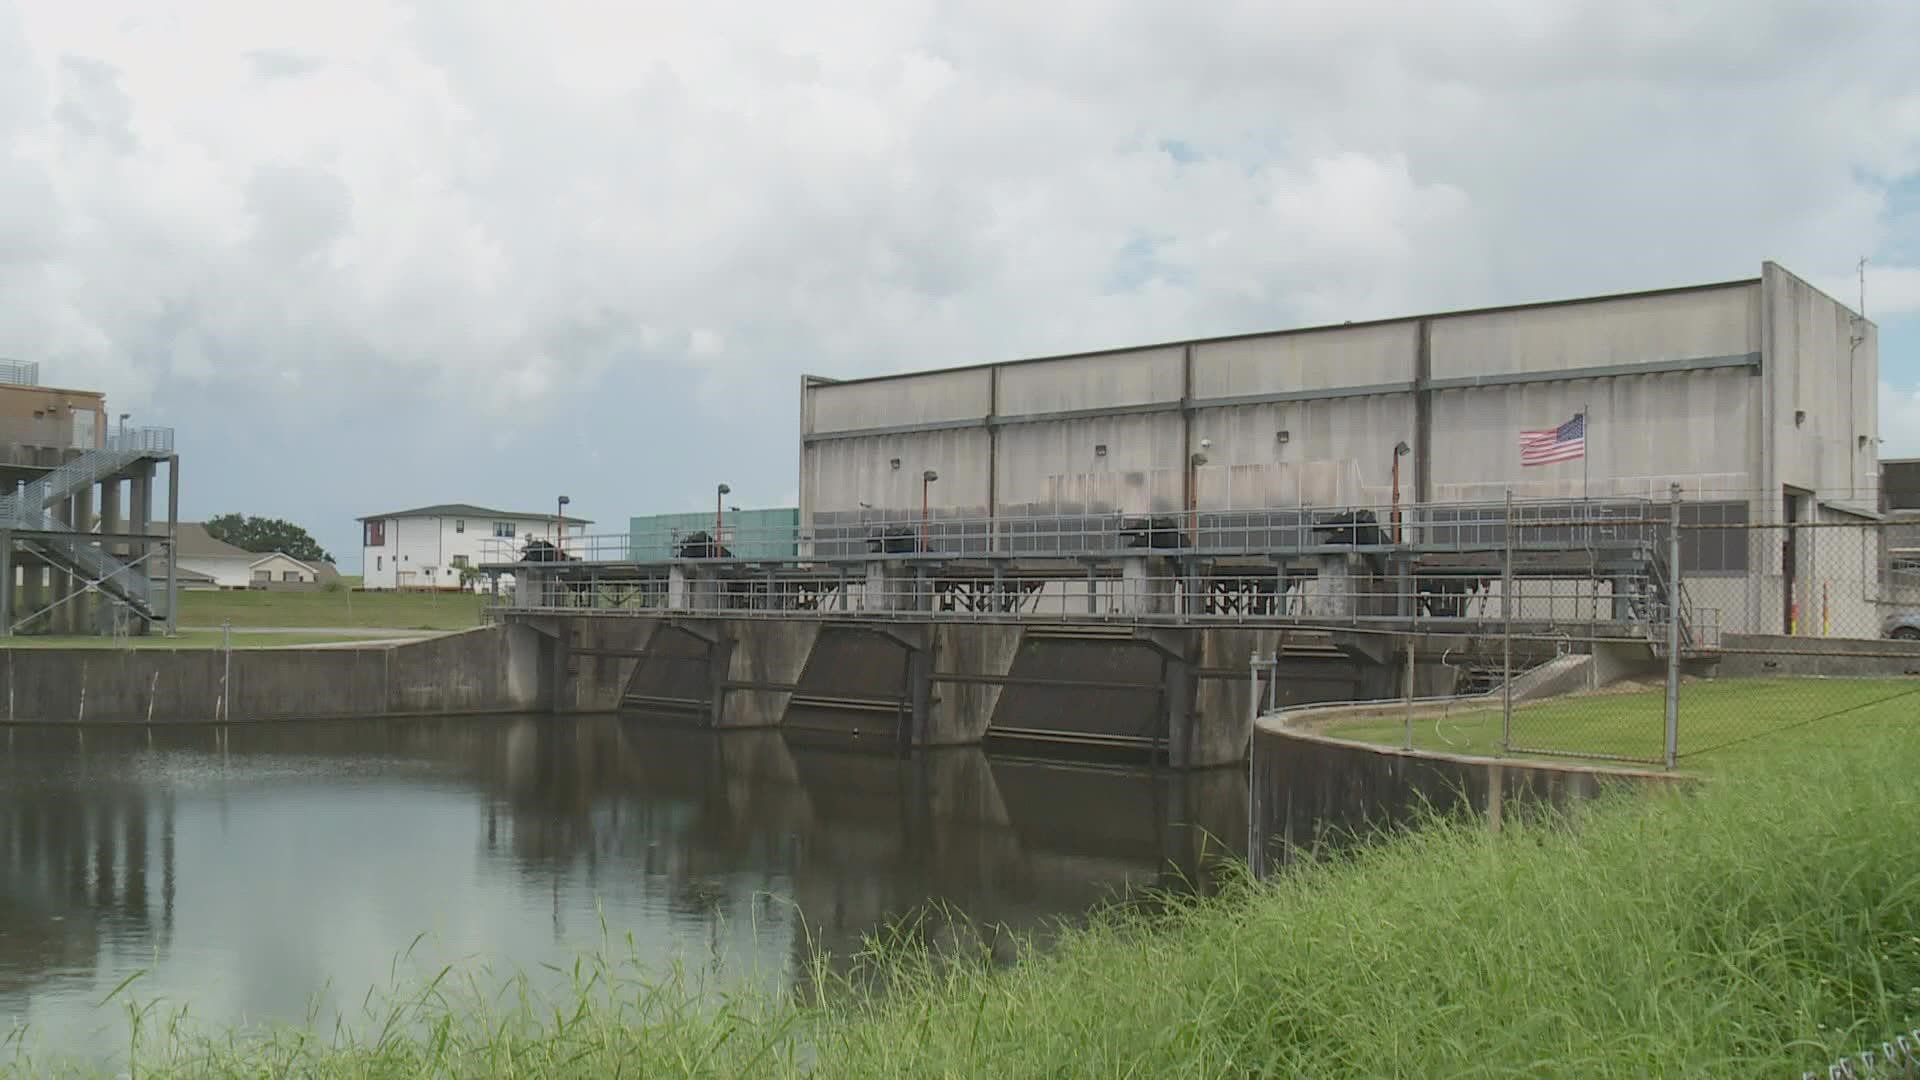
<box><xmin>19</xmin><ymin>686</ymin><xmax>1920</xmax><ymax>1077</ymax></box>
<box><xmin>174</xmin><ymin>589</ymin><xmax>484</xmax><ymax>631</ymax></box>
<box><xmin>0</xmin><ymin>631</ymin><xmax>398</xmax><ymax>650</ymax></box>
<box><xmin>1327</xmin><ymin>677</ymin><xmax>1920</xmax><ymax>768</ymax></box>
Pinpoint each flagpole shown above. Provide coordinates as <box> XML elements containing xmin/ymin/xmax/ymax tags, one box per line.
<box><xmin>1581</xmin><ymin>402</ymin><xmax>1590</xmax><ymax>505</ymax></box>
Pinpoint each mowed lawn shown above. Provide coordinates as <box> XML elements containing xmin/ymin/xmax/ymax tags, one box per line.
<box><xmin>0</xmin><ymin>631</ymin><xmax>384</xmax><ymax>650</ymax></box>
<box><xmin>1326</xmin><ymin>677</ymin><xmax>1920</xmax><ymax>768</ymax></box>
<box><xmin>174</xmin><ymin>589</ymin><xmax>486</xmax><ymax>631</ymax></box>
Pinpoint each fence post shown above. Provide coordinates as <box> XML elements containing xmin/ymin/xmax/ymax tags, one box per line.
<box><xmin>1664</xmin><ymin>483</ymin><xmax>1682</xmax><ymax>770</ymax></box>
<box><xmin>1501</xmin><ymin>489</ymin><xmax>1513</xmax><ymax>755</ymax></box>
<box><xmin>222</xmin><ymin>618</ymin><xmax>233</xmax><ymax>724</ymax></box>
<box><xmin>1403</xmin><ymin>633</ymin><xmax>1415</xmax><ymax>751</ymax></box>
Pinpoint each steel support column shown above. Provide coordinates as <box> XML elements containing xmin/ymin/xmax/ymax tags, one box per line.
<box><xmin>166</xmin><ymin>455</ymin><xmax>180</xmax><ymax>636</ymax></box>
<box><xmin>0</xmin><ymin>530</ymin><xmax>12</xmax><ymax>637</ymax></box>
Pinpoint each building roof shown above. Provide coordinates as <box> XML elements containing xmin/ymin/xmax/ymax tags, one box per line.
<box><xmin>248</xmin><ymin>552</ymin><xmax>320</xmax><ymax>573</ymax></box>
<box><xmin>174</xmin><ymin>522</ymin><xmax>254</xmax><ymax>560</ymax></box>
<box><xmin>356</xmin><ymin>503</ymin><xmax>593</xmax><ymax>525</ymax></box>
<box><xmin>146</xmin><ymin>560</ymin><xmax>217</xmax><ymax>584</ymax></box>
<box><xmin>802</xmin><ymin>274</ymin><xmax>1769</xmax><ymax>389</ymax></box>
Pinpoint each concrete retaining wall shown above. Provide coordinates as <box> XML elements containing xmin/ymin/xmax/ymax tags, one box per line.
<box><xmin>0</xmin><ymin>626</ymin><xmax>541</xmax><ymax>724</ymax></box>
<box><xmin>1715</xmin><ymin>634</ymin><xmax>1920</xmax><ymax>678</ymax></box>
<box><xmin>1251</xmin><ymin>700</ymin><xmax>1685</xmax><ymax>875</ymax></box>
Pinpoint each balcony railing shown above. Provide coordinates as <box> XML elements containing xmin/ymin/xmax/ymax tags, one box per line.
<box><xmin>105</xmin><ymin>426</ymin><xmax>175</xmax><ymax>453</ymax></box>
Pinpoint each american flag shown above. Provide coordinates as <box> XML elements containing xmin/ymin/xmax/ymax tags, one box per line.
<box><xmin>1520</xmin><ymin>412</ymin><xmax>1586</xmax><ymax>466</ymax></box>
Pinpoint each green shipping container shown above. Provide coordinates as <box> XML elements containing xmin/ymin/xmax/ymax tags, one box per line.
<box><xmin>628</xmin><ymin>508</ymin><xmax>799</xmax><ymax>561</ymax></box>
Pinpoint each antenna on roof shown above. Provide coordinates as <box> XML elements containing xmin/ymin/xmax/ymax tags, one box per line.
<box><xmin>1851</xmin><ymin>256</ymin><xmax>1868</xmax><ymax>351</ymax></box>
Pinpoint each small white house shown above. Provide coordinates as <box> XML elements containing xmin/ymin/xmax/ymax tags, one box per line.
<box><xmin>357</xmin><ymin>503</ymin><xmax>591</xmax><ymax>591</ymax></box>
<box><xmin>247</xmin><ymin>552</ymin><xmax>327</xmax><ymax>586</ymax></box>
<box><xmin>172</xmin><ymin>524</ymin><xmax>336</xmax><ymax>589</ymax></box>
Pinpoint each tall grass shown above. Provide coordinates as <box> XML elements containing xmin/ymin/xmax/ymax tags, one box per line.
<box><xmin>18</xmin><ymin>720</ymin><xmax>1920</xmax><ymax>1077</ymax></box>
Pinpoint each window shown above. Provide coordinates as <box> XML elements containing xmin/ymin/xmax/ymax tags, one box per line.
<box><xmin>493</xmin><ymin>521</ymin><xmax>516</xmax><ymax>538</ymax></box>
<box><xmin>364</xmin><ymin>521</ymin><xmax>386</xmax><ymax>546</ymax></box>
<box><xmin>451</xmin><ymin>555</ymin><xmax>470</xmax><ymax>569</ymax></box>
<box><xmin>282</xmin><ymin>570</ymin><xmax>300</xmax><ymax>582</ymax></box>
<box><xmin>455</xmin><ymin>519</ymin><xmax>466</xmax><ymax>534</ymax></box>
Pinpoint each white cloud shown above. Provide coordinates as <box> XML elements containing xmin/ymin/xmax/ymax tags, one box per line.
<box><xmin>0</xmin><ymin>0</ymin><xmax>1915</xmax><ymax>541</ymax></box>
<box><xmin>1884</xmin><ymin>382</ymin><xmax>1920</xmax><ymax>458</ymax></box>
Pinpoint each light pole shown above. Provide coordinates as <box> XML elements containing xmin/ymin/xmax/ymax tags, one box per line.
<box><xmin>1391</xmin><ymin>441</ymin><xmax>1411</xmax><ymax>543</ymax></box>
<box><xmin>716</xmin><ymin>483</ymin><xmax>731</xmax><ymax>555</ymax></box>
<box><xmin>556</xmin><ymin>495</ymin><xmax>570</xmax><ymax>555</ymax></box>
<box><xmin>1188</xmin><ymin>439</ymin><xmax>1211</xmax><ymax>546</ymax></box>
<box><xmin>920</xmin><ymin>471</ymin><xmax>938</xmax><ymax>553</ymax></box>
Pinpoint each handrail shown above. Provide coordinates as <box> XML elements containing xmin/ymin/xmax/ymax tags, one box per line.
<box><xmin>0</xmin><ymin>446</ymin><xmax>153</xmax><ymax>521</ymax></box>
<box><xmin>105</xmin><ymin>426</ymin><xmax>175</xmax><ymax>453</ymax></box>
<box><xmin>473</xmin><ymin>496</ymin><xmax>1671</xmax><ymax>566</ymax></box>
<box><xmin>5</xmin><ymin>500</ymin><xmax>152</xmax><ymax>608</ymax></box>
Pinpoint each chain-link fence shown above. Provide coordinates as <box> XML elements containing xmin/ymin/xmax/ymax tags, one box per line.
<box><xmin>1472</xmin><ymin>496</ymin><xmax>1920</xmax><ymax>769</ymax></box>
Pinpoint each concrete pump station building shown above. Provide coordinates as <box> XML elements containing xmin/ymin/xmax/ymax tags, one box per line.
<box><xmin>798</xmin><ymin>262</ymin><xmax>1886</xmax><ymax>636</ymax></box>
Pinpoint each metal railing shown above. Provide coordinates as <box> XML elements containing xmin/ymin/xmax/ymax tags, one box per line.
<box><xmin>0</xmin><ymin>358</ymin><xmax>40</xmax><ymax>386</ymax></box>
<box><xmin>486</xmin><ymin>568</ymin><xmax>1678</xmax><ymax>628</ymax></box>
<box><xmin>2</xmin><ymin>500</ymin><xmax>155</xmax><ymax>624</ymax></box>
<box><xmin>0</xmin><ymin>447</ymin><xmax>151</xmax><ymax>522</ymax></box>
<box><xmin>476</xmin><ymin>496</ymin><xmax>1667</xmax><ymax>566</ymax></box>
<box><xmin>105</xmin><ymin>425</ymin><xmax>175</xmax><ymax>453</ymax></box>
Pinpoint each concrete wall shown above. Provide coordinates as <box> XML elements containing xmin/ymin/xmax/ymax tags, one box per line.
<box><xmin>0</xmin><ymin>384</ymin><xmax>107</xmax><ymax>452</ymax></box>
<box><xmin>1250</xmin><ymin>710</ymin><xmax>1679</xmax><ymax>875</ymax></box>
<box><xmin>0</xmin><ymin>626</ymin><xmax>541</xmax><ymax>723</ymax></box>
<box><xmin>1713</xmin><ymin>633</ymin><xmax>1920</xmax><ymax>679</ymax></box>
<box><xmin>568</xmin><ymin>613</ymin><xmax>1385</xmax><ymax>765</ymax></box>
<box><xmin>799</xmin><ymin>274</ymin><xmax>1796</xmax><ymax>533</ymax></box>
<box><xmin>1763</xmin><ymin>262</ymin><xmax>1878</xmax><ymax>511</ymax></box>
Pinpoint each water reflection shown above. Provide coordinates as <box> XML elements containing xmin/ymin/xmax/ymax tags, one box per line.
<box><xmin>0</xmin><ymin>717</ymin><xmax>1243</xmax><ymax>1059</ymax></box>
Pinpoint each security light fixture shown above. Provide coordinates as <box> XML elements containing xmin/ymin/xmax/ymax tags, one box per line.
<box><xmin>1276</xmin><ymin>430</ymin><xmax>1290</xmax><ymax>444</ymax></box>
<box><xmin>920</xmin><ymin>470</ymin><xmax>939</xmax><ymax>553</ymax></box>
<box><xmin>1094</xmin><ymin>444</ymin><xmax>1108</xmax><ymax>457</ymax></box>
<box><xmin>1390</xmin><ymin>442</ymin><xmax>1412</xmax><ymax>543</ymax></box>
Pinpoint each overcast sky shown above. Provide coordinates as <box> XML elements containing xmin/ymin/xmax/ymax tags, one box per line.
<box><xmin>2</xmin><ymin>1</ymin><xmax>1917</xmax><ymax>569</ymax></box>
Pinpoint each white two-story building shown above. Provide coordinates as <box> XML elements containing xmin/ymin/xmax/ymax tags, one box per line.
<box><xmin>357</xmin><ymin>503</ymin><xmax>591</xmax><ymax>591</ymax></box>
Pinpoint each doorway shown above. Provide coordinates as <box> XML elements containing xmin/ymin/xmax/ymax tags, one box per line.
<box><xmin>1782</xmin><ymin>487</ymin><xmax>1812</xmax><ymax>633</ymax></box>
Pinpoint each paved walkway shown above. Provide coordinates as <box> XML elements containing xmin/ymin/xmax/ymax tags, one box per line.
<box><xmin>180</xmin><ymin>626</ymin><xmax>447</xmax><ymax>637</ymax></box>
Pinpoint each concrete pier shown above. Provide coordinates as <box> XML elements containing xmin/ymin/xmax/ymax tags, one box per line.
<box><xmin>528</xmin><ymin>612</ymin><xmax>1426</xmax><ymax>766</ymax></box>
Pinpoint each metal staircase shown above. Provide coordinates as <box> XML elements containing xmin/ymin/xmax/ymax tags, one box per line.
<box><xmin>1644</xmin><ymin>536</ymin><xmax>1706</xmax><ymax>657</ymax></box>
<box><xmin>0</xmin><ymin>443</ymin><xmax>168</xmax><ymax>629</ymax></box>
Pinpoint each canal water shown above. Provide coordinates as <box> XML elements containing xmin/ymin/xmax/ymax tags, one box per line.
<box><xmin>0</xmin><ymin>715</ymin><xmax>1246</xmax><ymax>1061</ymax></box>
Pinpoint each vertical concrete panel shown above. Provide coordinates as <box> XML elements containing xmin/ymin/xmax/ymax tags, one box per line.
<box><xmin>388</xmin><ymin>626</ymin><xmax>546</xmax><ymax>714</ymax></box>
<box><xmin>716</xmin><ymin>620</ymin><xmax>822</xmax><ymax>728</ymax></box>
<box><xmin>1764</xmin><ymin>262</ymin><xmax>1877</xmax><ymax>502</ymax></box>
<box><xmin>1191</xmin><ymin>322</ymin><xmax>1416</xmax><ymax>397</ymax></box>
<box><xmin>922</xmin><ymin>623</ymin><xmax>1024</xmax><ymax>746</ymax></box>
<box><xmin>1191</xmin><ymin>628</ymin><xmax>1284</xmax><ymax>767</ymax></box>
<box><xmin>561</xmin><ymin>618</ymin><xmax>662</xmax><ymax>711</ymax></box>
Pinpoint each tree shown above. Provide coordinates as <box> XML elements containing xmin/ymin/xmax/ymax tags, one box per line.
<box><xmin>204</xmin><ymin>513</ymin><xmax>335</xmax><ymax>565</ymax></box>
